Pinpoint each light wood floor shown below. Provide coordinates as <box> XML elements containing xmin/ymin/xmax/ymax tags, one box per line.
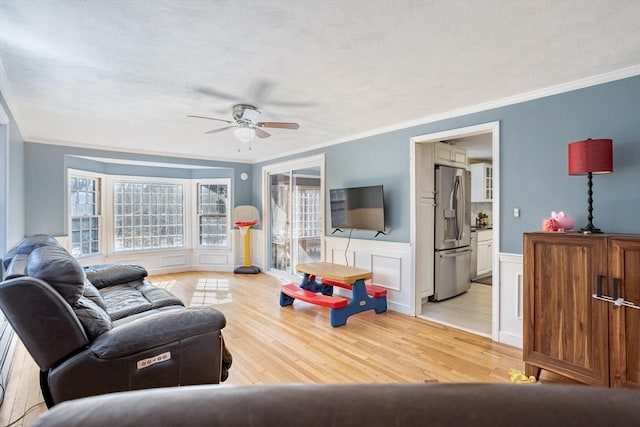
<box><xmin>419</xmin><ymin>282</ymin><xmax>492</xmax><ymax>336</ymax></box>
<box><xmin>0</xmin><ymin>271</ymin><xmax>577</xmax><ymax>426</ymax></box>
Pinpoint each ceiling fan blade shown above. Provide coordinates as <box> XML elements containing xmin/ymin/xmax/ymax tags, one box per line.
<box><xmin>267</xmin><ymin>100</ymin><xmax>317</xmax><ymax>108</ymax></box>
<box><xmin>257</xmin><ymin>122</ymin><xmax>300</xmax><ymax>129</ymax></box>
<box><xmin>188</xmin><ymin>115</ymin><xmax>234</xmax><ymax>124</ymax></box>
<box><xmin>205</xmin><ymin>126</ymin><xmax>235</xmax><ymax>135</ymax></box>
<box><xmin>254</xmin><ymin>127</ymin><xmax>271</xmax><ymax>138</ymax></box>
<box><xmin>193</xmin><ymin>86</ymin><xmax>238</xmax><ymax>101</ymax></box>
<box><xmin>250</xmin><ymin>79</ymin><xmax>274</xmax><ymax>104</ymax></box>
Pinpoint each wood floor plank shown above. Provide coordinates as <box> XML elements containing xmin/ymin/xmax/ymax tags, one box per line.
<box><xmin>0</xmin><ymin>340</ymin><xmax>24</xmax><ymax>426</ymax></box>
<box><xmin>0</xmin><ymin>271</ymin><xmax>578</xmax><ymax>423</ymax></box>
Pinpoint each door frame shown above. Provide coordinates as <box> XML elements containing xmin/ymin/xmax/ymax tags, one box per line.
<box><xmin>410</xmin><ymin>121</ymin><xmax>500</xmax><ymax>341</ymax></box>
<box><xmin>0</xmin><ymin>103</ymin><xmax>9</xmax><ymax>256</ymax></box>
<box><xmin>261</xmin><ymin>153</ymin><xmax>325</xmax><ymax>281</ymax></box>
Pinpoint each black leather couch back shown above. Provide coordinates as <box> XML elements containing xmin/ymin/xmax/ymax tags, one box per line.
<box><xmin>32</xmin><ymin>383</ymin><xmax>640</xmax><ymax>427</ymax></box>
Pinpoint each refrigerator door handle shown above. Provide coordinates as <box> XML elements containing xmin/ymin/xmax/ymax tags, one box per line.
<box><xmin>459</xmin><ymin>173</ymin><xmax>466</xmax><ymax>241</ymax></box>
<box><xmin>438</xmin><ymin>248</ymin><xmax>471</xmax><ymax>258</ymax></box>
<box><xmin>453</xmin><ymin>175</ymin><xmax>462</xmax><ymax>241</ymax></box>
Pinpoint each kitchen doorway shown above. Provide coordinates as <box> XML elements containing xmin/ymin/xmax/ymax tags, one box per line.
<box><xmin>411</xmin><ymin>122</ymin><xmax>499</xmax><ymax>340</ymax></box>
<box><xmin>262</xmin><ymin>155</ymin><xmax>324</xmax><ymax>282</ymax></box>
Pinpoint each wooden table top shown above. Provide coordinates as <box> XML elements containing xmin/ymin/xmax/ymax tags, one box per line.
<box><xmin>296</xmin><ymin>262</ymin><xmax>372</xmax><ymax>283</ymax></box>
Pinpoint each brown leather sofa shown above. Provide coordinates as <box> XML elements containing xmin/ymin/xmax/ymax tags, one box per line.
<box><xmin>32</xmin><ymin>382</ymin><xmax>640</xmax><ymax>426</ymax></box>
<box><xmin>0</xmin><ymin>234</ymin><xmax>231</xmax><ymax>407</ymax></box>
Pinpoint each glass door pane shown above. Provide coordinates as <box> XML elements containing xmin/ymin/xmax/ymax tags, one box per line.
<box><xmin>270</xmin><ymin>173</ymin><xmax>291</xmax><ymax>272</ymax></box>
<box><xmin>268</xmin><ymin>166</ymin><xmax>322</xmax><ymax>276</ymax></box>
<box><xmin>291</xmin><ymin>169</ymin><xmax>321</xmax><ymax>267</ymax></box>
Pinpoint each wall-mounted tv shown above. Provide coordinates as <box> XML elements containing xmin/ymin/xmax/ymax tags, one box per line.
<box><xmin>330</xmin><ymin>185</ymin><xmax>385</xmax><ymax>232</ymax></box>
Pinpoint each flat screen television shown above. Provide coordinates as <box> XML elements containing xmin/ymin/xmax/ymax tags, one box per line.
<box><xmin>330</xmin><ymin>185</ymin><xmax>385</xmax><ymax>231</ymax></box>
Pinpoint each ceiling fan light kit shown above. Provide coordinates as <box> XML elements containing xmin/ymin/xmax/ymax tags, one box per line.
<box><xmin>234</xmin><ymin>123</ymin><xmax>256</xmax><ymax>143</ymax></box>
<box><xmin>188</xmin><ymin>104</ymin><xmax>300</xmax><ymax>150</ymax></box>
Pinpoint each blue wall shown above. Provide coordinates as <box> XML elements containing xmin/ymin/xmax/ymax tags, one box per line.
<box><xmin>254</xmin><ymin>75</ymin><xmax>640</xmax><ymax>254</ymax></box>
<box><xmin>23</xmin><ymin>143</ymin><xmax>253</xmax><ymax>236</ymax></box>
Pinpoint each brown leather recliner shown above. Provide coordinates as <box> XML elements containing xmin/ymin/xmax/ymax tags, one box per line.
<box><xmin>0</xmin><ymin>234</ymin><xmax>231</xmax><ymax>407</ymax></box>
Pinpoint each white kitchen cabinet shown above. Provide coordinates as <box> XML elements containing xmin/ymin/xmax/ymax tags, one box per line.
<box><xmin>434</xmin><ymin>142</ymin><xmax>467</xmax><ymax>168</ymax></box>
<box><xmin>470</xmin><ymin>162</ymin><xmax>493</xmax><ymax>202</ymax></box>
<box><xmin>476</xmin><ymin>229</ymin><xmax>493</xmax><ymax>277</ymax></box>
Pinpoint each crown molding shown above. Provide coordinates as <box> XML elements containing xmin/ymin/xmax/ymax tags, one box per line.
<box><xmin>25</xmin><ymin>136</ymin><xmax>250</xmax><ymax>164</ymax></box>
<box><xmin>256</xmin><ymin>65</ymin><xmax>640</xmax><ymax>164</ymax></box>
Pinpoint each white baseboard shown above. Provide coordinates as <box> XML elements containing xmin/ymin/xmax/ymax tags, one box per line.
<box><xmin>499</xmin><ymin>331</ymin><xmax>523</xmax><ymax>349</ymax></box>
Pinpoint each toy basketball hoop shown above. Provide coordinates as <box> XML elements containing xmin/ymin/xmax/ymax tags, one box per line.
<box><xmin>232</xmin><ymin>206</ymin><xmax>260</xmax><ymax>274</ymax></box>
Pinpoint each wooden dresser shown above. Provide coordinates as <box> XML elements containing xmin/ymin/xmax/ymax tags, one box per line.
<box><xmin>523</xmin><ymin>232</ymin><xmax>640</xmax><ymax>388</ymax></box>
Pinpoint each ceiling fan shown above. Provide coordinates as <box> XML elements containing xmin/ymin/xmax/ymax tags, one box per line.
<box><xmin>188</xmin><ymin>104</ymin><xmax>299</xmax><ymax>144</ymax></box>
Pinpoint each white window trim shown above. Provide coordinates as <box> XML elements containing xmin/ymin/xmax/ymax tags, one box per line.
<box><xmin>106</xmin><ymin>175</ymin><xmax>190</xmax><ymax>255</ymax></box>
<box><xmin>193</xmin><ymin>178</ymin><xmax>232</xmax><ymax>250</ymax></box>
<box><xmin>68</xmin><ymin>169</ymin><xmax>105</xmax><ymax>259</ymax></box>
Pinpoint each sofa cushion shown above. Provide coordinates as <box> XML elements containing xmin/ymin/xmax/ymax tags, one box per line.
<box><xmin>100</xmin><ymin>284</ymin><xmax>153</xmax><ymax>320</ymax></box>
<box><xmin>111</xmin><ymin>306</ymin><xmax>183</xmax><ymax>327</ymax></box>
<box><xmin>27</xmin><ymin>246</ymin><xmax>85</xmax><ymax>305</ymax></box>
<box><xmin>72</xmin><ymin>295</ymin><xmax>113</xmax><ymax>339</ymax></box>
<box><xmin>136</xmin><ymin>281</ymin><xmax>184</xmax><ymax>309</ymax></box>
<box><xmin>84</xmin><ymin>264</ymin><xmax>148</xmax><ymax>289</ymax></box>
<box><xmin>98</xmin><ymin>279</ymin><xmax>183</xmax><ymax>320</ymax></box>
<box><xmin>3</xmin><ymin>234</ymin><xmax>62</xmax><ymax>270</ymax></box>
<box><xmin>83</xmin><ymin>280</ymin><xmax>107</xmax><ymax>311</ymax></box>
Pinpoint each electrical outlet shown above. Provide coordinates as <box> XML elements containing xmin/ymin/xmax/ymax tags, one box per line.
<box><xmin>513</xmin><ymin>208</ymin><xmax>520</xmax><ymax>218</ymax></box>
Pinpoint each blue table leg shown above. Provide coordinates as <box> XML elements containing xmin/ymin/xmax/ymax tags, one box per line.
<box><xmin>373</xmin><ymin>294</ymin><xmax>388</xmax><ymax>313</ymax></box>
<box><xmin>281</xmin><ymin>273</ymin><xmax>335</xmax><ymax>307</ymax></box>
<box><xmin>300</xmin><ymin>274</ymin><xmax>333</xmax><ymax>296</ymax></box>
<box><xmin>330</xmin><ymin>279</ymin><xmax>387</xmax><ymax>327</ymax></box>
<box><xmin>279</xmin><ymin>291</ymin><xmax>294</xmax><ymax>306</ymax></box>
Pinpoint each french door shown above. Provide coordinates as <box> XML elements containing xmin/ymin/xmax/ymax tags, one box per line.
<box><xmin>264</xmin><ymin>156</ymin><xmax>324</xmax><ymax>279</ymax></box>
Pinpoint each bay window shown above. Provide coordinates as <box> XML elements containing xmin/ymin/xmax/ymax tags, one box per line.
<box><xmin>68</xmin><ymin>171</ymin><xmax>231</xmax><ymax>254</ymax></box>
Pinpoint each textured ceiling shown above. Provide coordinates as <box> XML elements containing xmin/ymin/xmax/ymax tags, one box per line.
<box><xmin>0</xmin><ymin>0</ymin><xmax>639</xmax><ymax>163</ymax></box>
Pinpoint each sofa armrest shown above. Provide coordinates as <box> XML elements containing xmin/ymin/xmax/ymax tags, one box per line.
<box><xmin>84</xmin><ymin>264</ymin><xmax>148</xmax><ymax>289</ymax></box>
<box><xmin>90</xmin><ymin>306</ymin><xmax>226</xmax><ymax>359</ymax></box>
<box><xmin>0</xmin><ymin>277</ymin><xmax>89</xmax><ymax>370</ymax></box>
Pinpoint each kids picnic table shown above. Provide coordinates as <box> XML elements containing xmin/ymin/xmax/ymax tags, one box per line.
<box><xmin>279</xmin><ymin>262</ymin><xmax>387</xmax><ymax>327</ymax></box>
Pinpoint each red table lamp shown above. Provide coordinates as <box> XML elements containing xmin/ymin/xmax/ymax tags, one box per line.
<box><xmin>568</xmin><ymin>138</ymin><xmax>613</xmax><ymax>234</ymax></box>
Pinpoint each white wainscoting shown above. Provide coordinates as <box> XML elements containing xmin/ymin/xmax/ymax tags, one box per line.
<box><xmin>74</xmin><ymin>248</ymin><xmax>236</xmax><ymax>274</ymax></box>
<box><xmin>324</xmin><ymin>236</ymin><xmax>412</xmax><ymax>315</ymax></box>
<box><xmin>65</xmin><ymin>230</ymin><xmax>264</xmax><ymax>276</ymax></box>
<box><xmin>498</xmin><ymin>252</ymin><xmax>523</xmax><ymax>348</ymax></box>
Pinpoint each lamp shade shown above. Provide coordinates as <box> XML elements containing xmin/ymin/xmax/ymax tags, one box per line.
<box><xmin>568</xmin><ymin>138</ymin><xmax>613</xmax><ymax>175</ymax></box>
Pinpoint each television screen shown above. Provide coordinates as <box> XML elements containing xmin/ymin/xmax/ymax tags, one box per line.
<box><xmin>330</xmin><ymin>185</ymin><xmax>385</xmax><ymax>231</ymax></box>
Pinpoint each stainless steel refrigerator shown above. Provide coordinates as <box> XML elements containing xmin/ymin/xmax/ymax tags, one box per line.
<box><xmin>431</xmin><ymin>165</ymin><xmax>471</xmax><ymax>301</ymax></box>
